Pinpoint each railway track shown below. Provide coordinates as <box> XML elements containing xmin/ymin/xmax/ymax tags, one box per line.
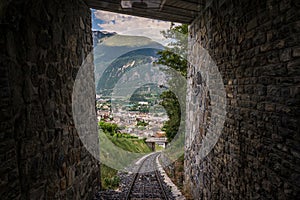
<box><xmin>125</xmin><ymin>153</ymin><xmax>171</xmax><ymax>200</ymax></box>
<box><xmin>95</xmin><ymin>153</ymin><xmax>174</xmax><ymax>200</ymax></box>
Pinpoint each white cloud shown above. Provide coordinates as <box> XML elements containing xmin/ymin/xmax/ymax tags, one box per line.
<box><xmin>94</xmin><ymin>10</ymin><xmax>175</xmax><ymax>45</ymax></box>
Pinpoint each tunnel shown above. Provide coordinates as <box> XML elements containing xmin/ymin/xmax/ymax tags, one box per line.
<box><xmin>1</xmin><ymin>0</ymin><xmax>299</xmax><ymax>199</ymax></box>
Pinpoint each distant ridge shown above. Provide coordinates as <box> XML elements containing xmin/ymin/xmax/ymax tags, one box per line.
<box><xmin>92</xmin><ymin>31</ymin><xmax>117</xmax><ymax>47</ymax></box>
<box><xmin>92</xmin><ymin>31</ymin><xmax>165</xmax><ymax>96</ymax></box>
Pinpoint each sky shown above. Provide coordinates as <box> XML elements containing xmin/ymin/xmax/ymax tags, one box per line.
<box><xmin>91</xmin><ymin>9</ymin><xmax>175</xmax><ymax>45</ymax></box>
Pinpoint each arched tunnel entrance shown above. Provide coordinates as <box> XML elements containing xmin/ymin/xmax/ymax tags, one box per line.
<box><xmin>1</xmin><ymin>0</ymin><xmax>299</xmax><ymax>199</ymax></box>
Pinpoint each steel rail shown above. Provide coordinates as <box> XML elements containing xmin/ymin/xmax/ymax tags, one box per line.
<box><xmin>125</xmin><ymin>153</ymin><xmax>169</xmax><ymax>200</ymax></box>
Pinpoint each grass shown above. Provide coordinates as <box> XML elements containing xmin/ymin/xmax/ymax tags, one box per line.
<box><xmin>155</xmin><ymin>144</ymin><xmax>164</xmax><ymax>151</ymax></box>
<box><xmin>100</xmin><ymin>132</ymin><xmax>151</xmax><ymax>190</ymax></box>
<box><xmin>101</xmin><ymin>164</ymin><xmax>119</xmax><ymax>190</ymax></box>
<box><xmin>107</xmin><ymin>136</ymin><xmax>151</xmax><ymax>153</ymax></box>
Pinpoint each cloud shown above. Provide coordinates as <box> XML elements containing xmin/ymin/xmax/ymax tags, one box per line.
<box><xmin>93</xmin><ymin>10</ymin><xmax>175</xmax><ymax>45</ymax></box>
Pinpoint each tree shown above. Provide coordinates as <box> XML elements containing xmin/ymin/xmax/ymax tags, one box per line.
<box><xmin>160</xmin><ymin>90</ymin><xmax>181</xmax><ymax>140</ymax></box>
<box><xmin>99</xmin><ymin>121</ymin><xmax>119</xmax><ymax>135</ymax></box>
<box><xmin>156</xmin><ymin>23</ymin><xmax>188</xmax><ymax>77</ymax></box>
<box><xmin>156</xmin><ymin>24</ymin><xmax>188</xmax><ymax>141</ymax></box>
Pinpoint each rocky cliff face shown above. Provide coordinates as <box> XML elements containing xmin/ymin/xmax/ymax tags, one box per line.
<box><xmin>92</xmin><ymin>32</ymin><xmax>165</xmax><ymax>96</ymax></box>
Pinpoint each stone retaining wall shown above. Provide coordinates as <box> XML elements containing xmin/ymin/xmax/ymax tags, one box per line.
<box><xmin>185</xmin><ymin>0</ymin><xmax>300</xmax><ymax>199</ymax></box>
<box><xmin>0</xmin><ymin>0</ymin><xmax>100</xmax><ymax>199</ymax></box>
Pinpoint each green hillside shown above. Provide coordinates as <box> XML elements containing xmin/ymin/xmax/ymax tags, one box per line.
<box><xmin>100</xmin><ymin>134</ymin><xmax>151</xmax><ymax>190</ymax></box>
<box><xmin>107</xmin><ymin>136</ymin><xmax>151</xmax><ymax>153</ymax></box>
<box><xmin>99</xmin><ymin>121</ymin><xmax>151</xmax><ymax>190</ymax></box>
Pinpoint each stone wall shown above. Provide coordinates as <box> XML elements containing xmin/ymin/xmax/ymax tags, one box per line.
<box><xmin>0</xmin><ymin>0</ymin><xmax>100</xmax><ymax>199</ymax></box>
<box><xmin>185</xmin><ymin>0</ymin><xmax>300</xmax><ymax>199</ymax></box>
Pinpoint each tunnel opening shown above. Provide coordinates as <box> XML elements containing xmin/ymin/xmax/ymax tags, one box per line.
<box><xmin>89</xmin><ymin>9</ymin><xmax>189</xmax><ymax>194</ymax></box>
<box><xmin>1</xmin><ymin>0</ymin><xmax>299</xmax><ymax>199</ymax></box>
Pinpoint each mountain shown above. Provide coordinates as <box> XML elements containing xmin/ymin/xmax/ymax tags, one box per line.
<box><xmin>92</xmin><ymin>31</ymin><xmax>116</xmax><ymax>47</ymax></box>
<box><xmin>92</xmin><ymin>31</ymin><xmax>165</xmax><ymax>96</ymax></box>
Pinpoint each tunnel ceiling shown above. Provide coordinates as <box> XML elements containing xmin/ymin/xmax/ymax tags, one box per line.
<box><xmin>85</xmin><ymin>0</ymin><xmax>204</xmax><ymax>24</ymax></box>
